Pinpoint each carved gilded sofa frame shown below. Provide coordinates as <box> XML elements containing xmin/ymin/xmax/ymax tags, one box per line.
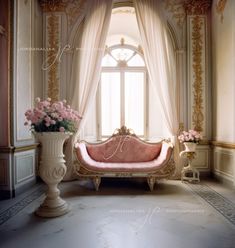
<box><xmin>74</xmin><ymin>126</ymin><xmax>175</xmax><ymax>191</ymax></box>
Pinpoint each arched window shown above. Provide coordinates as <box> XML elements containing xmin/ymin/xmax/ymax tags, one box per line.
<box><xmin>97</xmin><ymin>39</ymin><xmax>148</xmax><ymax>138</ymax></box>
<box><xmin>83</xmin><ymin>6</ymin><xmax>170</xmax><ymax>141</ymax></box>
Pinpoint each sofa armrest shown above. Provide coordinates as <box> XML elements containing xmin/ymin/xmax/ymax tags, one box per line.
<box><xmin>153</xmin><ymin>141</ymin><xmax>173</xmax><ymax>166</ymax></box>
<box><xmin>75</xmin><ymin>142</ymin><xmax>94</xmax><ymax>165</ymax></box>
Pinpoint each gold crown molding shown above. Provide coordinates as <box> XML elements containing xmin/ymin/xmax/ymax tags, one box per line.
<box><xmin>216</xmin><ymin>0</ymin><xmax>227</xmax><ymax>23</ymax></box>
<box><xmin>184</xmin><ymin>0</ymin><xmax>211</xmax><ymax>15</ymax></box>
<box><xmin>211</xmin><ymin>141</ymin><xmax>235</xmax><ymax>149</ymax></box>
<box><xmin>47</xmin><ymin>14</ymin><xmax>60</xmax><ymax>102</ymax></box>
<box><xmin>39</xmin><ymin>0</ymin><xmax>67</xmax><ymax>12</ymax></box>
<box><xmin>165</xmin><ymin>0</ymin><xmax>186</xmax><ymax>28</ymax></box>
<box><xmin>192</xmin><ymin>16</ymin><xmax>204</xmax><ymax>132</ymax></box>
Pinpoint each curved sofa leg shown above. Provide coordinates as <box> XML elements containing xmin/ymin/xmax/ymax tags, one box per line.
<box><xmin>93</xmin><ymin>177</ymin><xmax>101</xmax><ymax>191</ymax></box>
<box><xmin>147</xmin><ymin>177</ymin><xmax>156</xmax><ymax>191</ymax></box>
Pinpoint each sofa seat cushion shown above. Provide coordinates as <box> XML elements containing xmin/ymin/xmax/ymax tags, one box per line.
<box><xmin>75</xmin><ymin>142</ymin><xmax>172</xmax><ymax>173</ymax></box>
<box><xmin>85</xmin><ymin>136</ymin><xmax>162</xmax><ymax>163</ymax></box>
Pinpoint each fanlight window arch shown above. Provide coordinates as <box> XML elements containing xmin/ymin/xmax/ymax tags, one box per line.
<box><xmin>97</xmin><ymin>40</ymin><xmax>148</xmax><ymax>139</ymax></box>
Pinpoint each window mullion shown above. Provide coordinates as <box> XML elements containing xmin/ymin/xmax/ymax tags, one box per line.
<box><xmin>120</xmin><ymin>69</ymin><xmax>125</xmax><ymax>127</ymax></box>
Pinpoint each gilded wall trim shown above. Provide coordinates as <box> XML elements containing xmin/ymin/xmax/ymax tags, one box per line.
<box><xmin>211</xmin><ymin>141</ymin><xmax>235</xmax><ymax>150</ymax></box>
<box><xmin>46</xmin><ymin>14</ymin><xmax>60</xmax><ymax>102</ymax></box>
<box><xmin>191</xmin><ymin>16</ymin><xmax>204</xmax><ymax>132</ymax></box>
<box><xmin>184</xmin><ymin>0</ymin><xmax>211</xmax><ymax>15</ymax></box>
<box><xmin>0</xmin><ymin>144</ymin><xmax>39</xmax><ymax>153</ymax></box>
<box><xmin>39</xmin><ymin>0</ymin><xmax>67</xmax><ymax>12</ymax></box>
<box><xmin>216</xmin><ymin>0</ymin><xmax>227</xmax><ymax>23</ymax></box>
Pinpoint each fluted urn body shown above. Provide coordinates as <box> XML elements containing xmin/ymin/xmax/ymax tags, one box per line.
<box><xmin>183</xmin><ymin>142</ymin><xmax>197</xmax><ymax>152</ymax></box>
<box><xmin>35</xmin><ymin>132</ymin><xmax>70</xmax><ymax>217</ymax></box>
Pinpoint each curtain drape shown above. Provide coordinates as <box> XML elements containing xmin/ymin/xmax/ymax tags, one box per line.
<box><xmin>64</xmin><ymin>0</ymin><xmax>113</xmax><ymax>180</ymax></box>
<box><xmin>133</xmin><ymin>0</ymin><xmax>181</xmax><ymax>177</ymax></box>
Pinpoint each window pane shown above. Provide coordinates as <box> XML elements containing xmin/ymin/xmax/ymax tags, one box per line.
<box><xmin>102</xmin><ymin>54</ymin><xmax>117</xmax><ymax>66</ymax></box>
<box><xmin>101</xmin><ymin>72</ymin><xmax>120</xmax><ymax>136</ymax></box>
<box><xmin>125</xmin><ymin>72</ymin><xmax>144</xmax><ymax>135</ymax></box>
<box><xmin>127</xmin><ymin>54</ymin><xmax>145</xmax><ymax>66</ymax></box>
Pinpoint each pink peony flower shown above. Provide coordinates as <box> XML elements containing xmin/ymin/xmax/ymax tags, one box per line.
<box><xmin>50</xmin><ymin>120</ymin><xmax>56</xmax><ymax>125</ymax></box>
<box><xmin>24</xmin><ymin>98</ymin><xmax>82</xmax><ymax>133</ymax></box>
<box><xmin>59</xmin><ymin>127</ymin><xmax>65</xmax><ymax>132</ymax></box>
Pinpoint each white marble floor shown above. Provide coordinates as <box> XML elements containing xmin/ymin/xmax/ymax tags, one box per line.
<box><xmin>0</xmin><ymin>179</ymin><xmax>235</xmax><ymax>248</ymax></box>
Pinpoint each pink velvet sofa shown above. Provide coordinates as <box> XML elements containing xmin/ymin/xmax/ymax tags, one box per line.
<box><xmin>74</xmin><ymin>126</ymin><xmax>175</xmax><ymax>191</ymax></box>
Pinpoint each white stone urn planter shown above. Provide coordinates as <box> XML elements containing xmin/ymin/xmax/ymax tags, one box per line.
<box><xmin>35</xmin><ymin>132</ymin><xmax>71</xmax><ymax>218</ymax></box>
<box><xmin>183</xmin><ymin>142</ymin><xmax>197</xmax><ymax>152</ymax></box>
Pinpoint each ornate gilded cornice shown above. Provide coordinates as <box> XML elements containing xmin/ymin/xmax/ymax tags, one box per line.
<box><xmin>184</xmin><ymin>0</ymin><xmax>211</xmax><ymax>15</ymax></box>
<box><xmin>39</xmin><ymin>0</ymin><xmax>67</xmax><ymax>12</ymax></box>
<box><xmin>216</xmin><ymin>0</ymin><xmax>227</xmax><ymax>23</ymax></box>
<box><xmin>47</xmin><ymin>14</ymin><xmax>59</xmax><ymax>101</ymax></box>
<box><xmin>191</xmin><ymin>16</ymin><xmax>204</xmax><ymax>132</ymax></box>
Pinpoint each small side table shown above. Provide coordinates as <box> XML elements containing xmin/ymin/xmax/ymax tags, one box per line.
<box><xmin>180</xmin><ymin>151</ymin><xmax>200</xmax><ymax>183</ymax></box>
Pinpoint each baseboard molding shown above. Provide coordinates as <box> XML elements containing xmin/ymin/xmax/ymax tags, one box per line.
<box><xmin>212</xmin><ymin>172</ymin><xmax>234</xmax><ymax>188</ymax></box>
<box><xmin>15</xmin><ymin>178</ymin><xmax>37</xmax><ymax>196</ymax></box>
<box><xmin>199</xmin><ymin>171</ymin><xmax>212</xmax><ymax>178</ymax></box>
<box><xmin>0</xmin><ymin>189</ymin><xmax>15</xmax><ymax>199</ymax></box>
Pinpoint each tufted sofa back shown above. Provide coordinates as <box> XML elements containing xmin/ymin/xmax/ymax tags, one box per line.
<box><xmin>85</xmin><ymin>135</ymin><xmax>162</xmax><ymax>163</ymax></box>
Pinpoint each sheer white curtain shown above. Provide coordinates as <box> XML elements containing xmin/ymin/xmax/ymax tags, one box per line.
<box><xmin>133</xmin><ymin>0</ymin><xmax>181</xmax><ymax>177</ymax></box>
<box><xmin>64</xmin><ymin>0</ymin><xmax>113</xmax><ymax>180</ymax></box>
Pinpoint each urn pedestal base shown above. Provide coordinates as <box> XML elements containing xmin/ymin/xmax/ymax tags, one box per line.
<box><xmin>36</xmin><ymin>197</ymin><xmax>70</xmax><ymax>218</ymax></box>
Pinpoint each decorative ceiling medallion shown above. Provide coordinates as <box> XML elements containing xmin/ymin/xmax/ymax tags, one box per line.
<box><xmin>165</xmin><ymin>0</ymin><xmax>186</xmax><ymax>28</ymax></box>
<box><xmin>184</xmin><ymin>0</ymin><xmax>211</xmax><ymax>15</ymax></box>
<box><xmin>192</xmin><ymin>16</ymin><xmax>204</xmax><ymax>132</ymax></box>
<box><xmin>216</xmin><ymin>0</ymin><xmax>227</xmax><ymax>23</ymax></box>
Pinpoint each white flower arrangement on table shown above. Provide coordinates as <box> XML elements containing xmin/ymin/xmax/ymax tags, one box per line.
<box><xmin>24</xmin><ymin>98</ymin><xmax>82</xmax><ymax>133</ymax></box>
<box><xmin>178</xmin><ymin>130</ymin><xmax>202</xmax><ymax>144</ymax></box>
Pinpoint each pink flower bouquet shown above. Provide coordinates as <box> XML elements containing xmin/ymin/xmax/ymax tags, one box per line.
<box><xmin>178</xmin><ymin>129</ymin><xmax>202</xmax><ymax>143</ymax></box>
<box><xmin>24</xmin><ymin>98</ymin><xmax>82</xmax><ymax>133</ymax></box>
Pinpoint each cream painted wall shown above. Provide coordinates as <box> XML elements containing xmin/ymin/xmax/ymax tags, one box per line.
<box><xmin>212</xmin><ymin>0</ymin><xmax>235</xmax><ymax>143</ymax></box>
<box><xmin>0</xmin><ymin>0</ymin><xmax>43</xmax><ymax>198</ymax></box>
<box><xmin>211</xmin><ymin>0</ymin><xmax>235</xmax><ymax>185</ymax></box>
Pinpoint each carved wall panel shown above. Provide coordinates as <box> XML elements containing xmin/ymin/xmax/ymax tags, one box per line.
<box><xmin>14</xmin><ymin>151</ymin><xmax>35</xmax><ymax>185</ymax></box>
<box><xmin>187</xmin><ymin>15</ymin><xmax>208</xmax><ymax>135</ymax></box>
<box><xmin>44</xmin><ymin>14</ymin><xmax>60</xmax><ymax>101</ymax></box>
